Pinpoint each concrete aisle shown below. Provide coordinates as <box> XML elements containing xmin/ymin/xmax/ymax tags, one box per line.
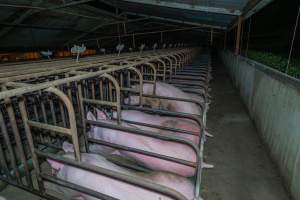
<box><xmin>201</xmin><ymin>61</ymin><xmax>291</xmax><ymax>200</ymax></box>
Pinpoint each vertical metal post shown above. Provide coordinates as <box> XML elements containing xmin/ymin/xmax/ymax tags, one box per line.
<box><xmin>235</xmin><ymin>17</ymin><xmax>242</xmax><ymax>55</ymax></box>
<box><xmin>0</xmin><ymin>142</ymin><xmax>10</xmax><ymax>181</ymax></box>
<box><xmin>132</xmin><ymin>34</ymin><xmax>136</xmax><ymax>49</ymax></box>
<box><xmin>160</xmin><ymin>32</ymin><xmax>163</xmax><ymax>44</ymax></box>
<box><xmin>77</xmin><ymin>83</ymin><xmax>88</xmax><ymax>153</ymax></box>
<box><xmin>0</xmin><ymin>112</ymin><xmax>20</xmax><ymax>183</ymax></box>
<box><xmin>18</xmin><ymin>97</ymin><xmax>44</xmax><ymax>192</ymax></box>
<box><xmin>286</xmin><ymin>6</ymin><xmax>300</xmax><ymax>73</ymax></box>
<box><xmin>123</xmin><ymin>22</ymin><xmax>127</xmax><ymax>34</ymax></box>
<box><xmin>96</xmin><ymin>39</ymin><xmax>101</xmax><ymax>52</ymax></box>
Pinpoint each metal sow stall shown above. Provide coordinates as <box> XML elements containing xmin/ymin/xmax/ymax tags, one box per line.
<box><xmin>0</xmin><ymin>48</ymin><xmax>211</xmax><ymax>200</ymax></box>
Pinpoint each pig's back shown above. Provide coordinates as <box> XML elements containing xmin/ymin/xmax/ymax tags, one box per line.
<box><xmin>60</xmin><ymin>153</ymin><xmax>193</xmax><ymax>200</ymax></box>
<box><xmin>153</xmin><ymin>83</ymin><xmax>201</xmax><ymax>115</ymax></box>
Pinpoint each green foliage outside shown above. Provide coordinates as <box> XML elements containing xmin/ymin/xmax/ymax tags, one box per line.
<box><xmin>247</xmin><ymin>50</ymin><xmax>300</xmax><ymax>79</ymax></box>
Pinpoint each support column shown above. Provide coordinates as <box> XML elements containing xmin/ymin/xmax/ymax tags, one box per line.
<box><xmin>235</xmin><ymin>17</ymin><xmax>242</xmax><ymax>55</ymax></box>
<box><xmin>132</xmin><ymin>34</ymin><xmax>136</xmax><ymax>49</ymax></box>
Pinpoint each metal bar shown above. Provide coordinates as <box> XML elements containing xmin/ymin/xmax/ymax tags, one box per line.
<box><xmin>36</xmin><ymin>0</ymin><xmax>95</xmax><ymax>12</ymax></box>
<box><xmin>37</xmin><ymin>150</ymin><xmax>189</xmax><ymax>200</ymax></box>
<box><xmin>78</xmin><ymin>26</ymin><xmax>207</xmax><ymax>42</ymax></box>
<box><xmin>243</xmin><ymin>0</ymin><xmax>274</xmax><ymax>19</ymax></box>
<box><xmin>126</xmin><ymin>12</ymin><xmax>227</xmax><ymax>30</ymax></box>
<box><xmin>122</xmin><ymin>0</ymin><xmax>241</xmax><ymax>15</ymax></box>
<box><xmin>18</xmin><ymin>97</ymin><xmax>44</xmax><ymax>192</ymax></box>
<box><xmin>2</xmin><ymin>85</ymin><xmax>33</xmax><ymax>188</ymax></box>
<box><xmin>88</xmin><ymin>138</ymin><xmax>196</xmax><ymax>167</ymax></box>
<box><xmin>46</xmin><ymin>87</ymin><xmax>81</xmax><ymax>161</ymax></box>
<box><xmin>83</xmin><ymin>98</ymin><xmax>118</xmax><ymax>107</ymax></box>
<box><xmin>0</xmin><ymin>111</ymin><xmax>21</xmax><ymax>184</ymax></box>
<box><xmin>119</xmin><ymin>119</ymin><xmax>199</xmax><ymax>136</ymax></box>
<box><xmin>1</xmin><ymin>50</ymin><xmax>188</xmax><ymax>99</ymax></box>
<box><xmin>0</xmin><ymin>142</ymin><xmax>11</xmax><ymax>181</ymax></box>
<box><xmin>27</xmin><ymin>120</ymin><xmax>71</xmax><ymax>135</ymax></box>
<box><xmin>286</xmin><ymin>6</ymin><xmax>300</xmax><ymax>73</ymax></box>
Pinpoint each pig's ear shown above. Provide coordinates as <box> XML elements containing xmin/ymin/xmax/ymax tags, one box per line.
<box><xmin>47</xmin><ymin>159</ymin><xmax>64</xmax><ymax>170</ymax></box>
<box><xmin>62</xmin><ymin>141</ymin><xmax>74</xmax><ymax>153</ymax></box>
<box><xmin>87</xmin><ymin>111</ymin><xmax>96</xmax><ymax>121</ymax></box>
<box><xmin>96</xmin><ymin>109</ymin><xmax>107</xmax><ymax>120</ymax></box>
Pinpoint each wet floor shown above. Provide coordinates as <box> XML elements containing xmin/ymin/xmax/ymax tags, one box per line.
<box><xmin>201</xmin><ymin>60</ymin><xmax>291</xmax><ymax>200</ymax></box>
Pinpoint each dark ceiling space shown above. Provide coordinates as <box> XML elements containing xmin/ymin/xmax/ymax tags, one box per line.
<box><xmin>0</xmin><ymin>0</ymin><xmax>285</xmax><ymax>52</ymax></box>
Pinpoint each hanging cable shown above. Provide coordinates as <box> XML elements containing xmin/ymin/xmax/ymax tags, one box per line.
<box><xmin>286</xmin><ymin>6</ymin><xmax>300</xmax><ymax>73</ymax></box>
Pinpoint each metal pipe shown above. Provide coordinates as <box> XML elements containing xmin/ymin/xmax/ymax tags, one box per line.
<box><xmin>286</xmin><ymin>6</ymin><xmax>300</xmax><ymax>73</ymax></box>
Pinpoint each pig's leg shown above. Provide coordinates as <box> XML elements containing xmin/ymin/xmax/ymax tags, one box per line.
<box><xmin>205</xmin><ymin>130</ymin><xmax>214</xmax><ymax>138</ymax></box>
<box><xmin>202</xmin><ymin>162</ymin><xmax>214</xmax><ymax>169</ymax></box>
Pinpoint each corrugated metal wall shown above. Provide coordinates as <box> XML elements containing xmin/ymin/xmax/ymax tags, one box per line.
<box><xmin>221</xmin><ymin>51</ymin><xmax>300</xmax><ymax>200</ymax></box>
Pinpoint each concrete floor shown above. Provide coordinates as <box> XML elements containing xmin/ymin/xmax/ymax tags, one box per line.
<box><xmin>201</xmin><ymin>62</ymin><xmax>291</xmax><ymax>200</ymax></box>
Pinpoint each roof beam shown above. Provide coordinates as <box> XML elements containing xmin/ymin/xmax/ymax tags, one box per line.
<box><xmin>35</xmin><ymin>0</ymin><xmax>95</xmax><ymax>12</ymax></box>
<box><xmin>79</xmin><ymin>26</ymin><xmax>222</xmax><ymax>43</ymax></box>
<box><xmin>0</xmin><ymin>0</ymin><xmax>96</xmax><ymax>38</ymax></box>
<box><xmin>0</xmin><ymin>3</ymin><xmax>115</xmax><ymax>21</ymax></box>
<box><xmin>121</xmin><ymin>0</ymin><xmax>241</xmax><ymax>16</ymax></box>
<box><xmin>78</xmin><ymin>4</ymin><xmax>124</xmax><ymax>20</ymax></box>
<box><xmin>228</xmin><ymin>0</ymin><xmax>274</xmax><ymax>30</ymax></box>
<box><xmin>126</xmin><ymin>12</ymin><xmax>227</xmax><ymax>30</ymax></box>
<box><xmin>243</xmin><ymin>0</ymin><xmax>274</xmax><ymax>19</ymax></box>
<box><xmin>64</xmin><ymin>17</ymin><xmax>149</xmax><ymax>45</ymax></box>
<box><xmin>0</xmin><ymin>0</ymin><xmax>43</xmax><ymax>38</ymax></box>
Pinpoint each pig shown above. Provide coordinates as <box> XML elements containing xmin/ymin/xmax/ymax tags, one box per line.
<box><xmin>125</xmin><ymin>82</ymin><xmax>203</xmax><ymax>115</ymax></box>
<box><xmin>87</xmin><ymin>109</ymin><xmax>199</xmax><ymax>177</ymax></box>
<box><xmin>125</xmin><ymin>82</ymin><xmax>214</xmax><ymax>138</ymax></box>
<box><xmin>47</xmin><ymin>144</ymin><xmax>195</xmax><ymax>200</ymax></box>
<box><xmin>112</xmin><ymin>110</ymin><xmax>201</xmax><ymax>144</ymax></box>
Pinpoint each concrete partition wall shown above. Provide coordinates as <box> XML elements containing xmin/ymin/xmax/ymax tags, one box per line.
<box><xmin>221</xmin><ymin>51</ymin><xmax>300</xmax><ymax>200</ymax></box>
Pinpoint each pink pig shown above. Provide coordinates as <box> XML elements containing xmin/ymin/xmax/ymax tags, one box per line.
<box><xmin>87</xmin><ymin>109</ymin><xmax>199</xmax><ymax>177</ymax></box>
<box><xmin>125</xmin><ymin>82</ymin><xmax>203</xmax><ymax>115</ymax></box>
<box><xmin>47</xmin><ymin>150</ymin><xmax>195</xmax><ymax>200</ymax></box>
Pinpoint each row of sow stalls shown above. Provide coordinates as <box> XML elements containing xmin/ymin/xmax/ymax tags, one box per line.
<box><xmin>0</xmin><ymin>48</ymin><xmax>212</xmax><ymax>200</ymax></box>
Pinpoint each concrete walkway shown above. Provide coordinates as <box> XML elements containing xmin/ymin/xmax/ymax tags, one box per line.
<box><xmin>202</xmin><ymin>61</ymin><xmax>291</xmax><ymax>200</ymax></box>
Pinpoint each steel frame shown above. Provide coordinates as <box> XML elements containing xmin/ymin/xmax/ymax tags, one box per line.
<box><xmin>0</xmin><ymin>48</ymin><xmax>211</xmax><ymax>200</ymax></box>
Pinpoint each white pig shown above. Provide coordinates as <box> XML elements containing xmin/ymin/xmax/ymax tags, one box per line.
<box><xmin>125</xmin><ymin>82</ymin><xmax>203</xmax><ymax>115</ymax></box>
<box><xmin>47</xmin><ymin>151</ymin><xmax>195</xmax><ymax>200</ymax></box>
<box><xmin>87</xmin><ymin>109</ymin><xmax>199</xmax><ymax>177</ymax></box>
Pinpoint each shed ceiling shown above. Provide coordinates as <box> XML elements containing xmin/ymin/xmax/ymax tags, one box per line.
<box><xmin>0</xmin><ymin>0</ymin><xmax>273</xmax><ymax>50</ymax></box>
